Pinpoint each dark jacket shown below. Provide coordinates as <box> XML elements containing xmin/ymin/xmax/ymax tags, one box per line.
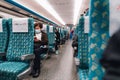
<box><xmin>55</xmin><ymin>31</ymin><xmax>60</xmax><ymax>44</ymax></box>
<box><xmin>100</xmin><ymin>29</ymin><xmax>120</xmax><ymax>80</ymax></box>
<box><xmin>34</xmin><ymin>31</ymin><xmax>48</xmax><ymax>46</ymax></box>
<box><xmin>72</xmin><ymin>35</ymin><xmax>78</xmax><ymax>48</ymax></box>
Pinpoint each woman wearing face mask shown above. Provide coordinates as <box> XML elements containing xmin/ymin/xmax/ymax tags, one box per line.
<box><xmin>31</xmin><ymin>22</ymin><xmax>48</xmax><ymax>78</ymax></box>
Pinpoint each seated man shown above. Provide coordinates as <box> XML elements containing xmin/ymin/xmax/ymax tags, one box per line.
<box><xmin>32</xmin><ymin>22</ymin><xmax>48</xmax><ymax>78</ymax></box>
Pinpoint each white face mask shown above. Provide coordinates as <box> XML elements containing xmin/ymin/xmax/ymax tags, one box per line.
<box><xmin>35</xmin><ymin>29</ymin><xmax>41</xmax><ymax>34</ymax></box>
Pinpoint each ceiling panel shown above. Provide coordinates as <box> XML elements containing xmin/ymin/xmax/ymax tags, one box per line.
<box><xmin>15</xmin><ymin>0</ymin><xmax>61</xmax><ymax>25</ymax></box>
<box><xmin>48</xmin><ymin>0</ymin><xmax>74</xmax><ymax>24</ymax></box>
<box><xmin>1</xmin><ymin>0</ymin><xmax>90</xmax><ymax>25</ymax></box>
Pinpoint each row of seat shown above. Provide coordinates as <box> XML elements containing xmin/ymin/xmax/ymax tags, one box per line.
<box><xmin>59</xmin><ymin>28</ymin><xmax>69</xmax><ymax>45</ymax></box>
<box><xmin>75</xmin><ymin>0</ymin><xmax>110</xmax><ymax>80</ymax></box>
<box><xmin>75</xmin><ymin>15</ymin><xmax>89</xmax><ymax>80</ymax></box>
<box><xmin>46</xmin><ymin>25</ymin><xmax>69</xmax><ymax>53</ymax></box>
<box><xmin>0</xmin><ymin>18</ymin><xmax>70</xmax><ymax>80</ymax></box>
<box><xmin>38</xmin><ymin>23</ymin><xmax>69</xmax><ymax>59</ymax></box>
<box><xmin>0</xmin><ymin>18</ymin><xmax>34</xmax><ymax>80</ymax></box>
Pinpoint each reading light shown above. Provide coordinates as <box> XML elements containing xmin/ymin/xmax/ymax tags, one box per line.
<box><xmin>73</xmin><ymin>0</ymin><xmax>82</xmax><ymax>25</ymax></box>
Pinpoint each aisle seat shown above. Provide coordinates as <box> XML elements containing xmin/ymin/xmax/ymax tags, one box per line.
<box><xmin>0</xmin><ymin>18</ymin><xmax>35</xmax><ymax>80</ymax></box>
<box><xmin>89</xmin><ymin>0</ymin><xmax>109</xmax><ymax>80</ymax></box>
<box><xmin>78</xmin><ymin>69</ymin><xmax>89</xmax><ymax>80</ymax></box>
<box><xmin>0</xmin><ymin>19</ymin><xmax>8</xmax><ymax>62</ymax></box>
<box><xmin>77</xmin><ymin>16</ymin><xmax>89</xmax><ymax>80</ymax></box>
<box><xmin>48</xmin><ymin>25</ymin><xmax>55</xmax><ymax>52</ymax></box>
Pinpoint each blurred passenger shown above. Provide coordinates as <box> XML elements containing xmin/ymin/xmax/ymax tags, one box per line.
<box><xmin>72</xmin><ymin>34</ymin><xmax>78</xmax><ymax>57</ymax></box>
<box><xmin>70</xmin><ymin>30</ymin><xmax>74</xmax><ymax>40</ymax></box>
<box><xmin>32</xmin><ymin>22</ymin><xmax>48</xmax><ymax>78</ymax></box>
<box><xmin>55</xmin><ymin>29</ymin><xmax>60</xmax><ymax>54</ymax></box>
<box><xmin>100</xmin><ymin>29</ymin><xmax>120</xmax><ymax>80</ymax></box>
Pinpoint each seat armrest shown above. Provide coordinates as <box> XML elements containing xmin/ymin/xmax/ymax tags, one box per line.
<box><xmin>0</xmin><ymin>52</ymin><xmax>6</xmax><ymax>57</ymax></box>
<box><xmin>21</xmin><ymin>54</ymin><xmax>35</xmax><ymax>61</ymax></box>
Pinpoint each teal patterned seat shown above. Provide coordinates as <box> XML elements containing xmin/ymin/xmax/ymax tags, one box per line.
<box><xmin>0</xmin><ymin>18</ymin><xmax>34</xmax><ymax>80</ymax></box>
<box><xmin>47</xmin><ymin>25</ymin><xmax>55</xmax><ymax>52</ymax></box>
<box><xmin>89</xmin><ymin>0</ymin><xmax>109</xmax><ymax>80</ymax></box>
<box><xmin>78</xmin><ymin>16</ymin><xmax>89</xmax><ymax>69</ymax></box>
<box><xmin>77</xmin><ymin>16</ymin><xmax>89</xmax><ymax>80</ymax></box>
<box><xmin>74</xmin><ymin>25</ymin><xmax>78</xmax><ymax>36</ymax></box>
<box><xmin>0</xmin><ymin>19</ymin><xmax>8</xmax><ymax>61</ymax></box>
<box><xmin>78</xmin><ymin>69</ymin><xmax>89</xmax><ymax>80</ymax></box>
<box><xmin>0</xmin><ymin>62</ymin><xmax>29</xmax><ymax>80</ymax></box>
<box><xmin>60</xmin><ymin>28</ymin><xmax>66</xmax><ymax>44</ymax></box>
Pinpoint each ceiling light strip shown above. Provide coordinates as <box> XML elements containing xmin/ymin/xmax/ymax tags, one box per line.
<box><xmin>5</xmin><ymin>0</ymin><xmax>58</xmax><ymax>26</ymax></box>
<box><xmin>73</xmin><ymin>0</ymin><xmax>82</xmax><ymax>25</ymax></box>
<box><xmin>34</xmin><ymin>0</ymin><xmax>65</xmax><ymax>25</ymax></box>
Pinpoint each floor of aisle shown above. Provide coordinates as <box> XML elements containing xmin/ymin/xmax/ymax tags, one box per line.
<box><xmin>31</xmin><ymin>40</ymin><xmax>78</xmax><ymax>80</ymax></box>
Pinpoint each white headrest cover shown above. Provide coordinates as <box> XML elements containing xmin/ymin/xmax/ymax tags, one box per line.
<box><xmin>0</xmin><ymin>19</ymin><xmax>3</xmax><ymax>32</ymax></box>
<box><xmin>12</xmin><ymin>18</ymin><xmax>28</xmax><ymax>32</ymax></box>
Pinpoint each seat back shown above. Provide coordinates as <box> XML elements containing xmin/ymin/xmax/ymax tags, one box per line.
<box><xmin>60</xmin><ymin>28</ymin><xmax>65</xmax><ymax>44</ymax></box>
<box><xmin>6</xmin><ymin>18</ymin><xmax>34</xmax><ymax>61</ymax></box>
<box><xmin>0</xmin><ymin>19</ymin><xmax>8</xmax><ymax>53</ymax></box>
<box><xmin>89</xmin><ymin>0</ymin><xmax>109</xmax><ymax>80</ymax></box>
<box><xmin>78</xmin><ymin>16</ymin><xmax>89</xmax><ymax>69</ymax></box>
<box><xmin>48</xmin><ymin>25</ymin><xmax>55</xmax><ymax>47</ymax></box>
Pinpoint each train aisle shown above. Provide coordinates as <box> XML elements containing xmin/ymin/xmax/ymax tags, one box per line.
<box><xmin>31</xmin><ymin>40</ymin><xmax>78</xmax><ymax>80</ymax></box>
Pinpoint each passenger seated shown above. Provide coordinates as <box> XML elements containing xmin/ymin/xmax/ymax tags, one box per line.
<box><xmin>100</xmin><ymin>29</ymin><xmax>120</xmax><ymax>80</ymax></box>
<box><xmin>72</xmin><ymin>34</ymin><xmax>78</xmax><ymax>57</ymax></box>
<box><xmin>31</xmin><ymin>22</ymin><xmax>48</xmax><ymax>78</ymax></box>
<box><xmin>55</xmin><ymin>29</ymin><xmax>60</xmax><ymax>54</ymax></box>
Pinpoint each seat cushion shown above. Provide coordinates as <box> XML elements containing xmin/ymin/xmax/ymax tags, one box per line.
<box><xmin>0</xmin><ymin>61</ymin><xmax>3</xmax><ymax>63</ymax></box>
<box><xmin>78</xmin><ymin>69</ymin><xmax>89</xmax><ymax>80</ymax></box>
<box><xmin>0</xmin><ymin>62</ymin><xmax>29</xmax><ymax>80</ymax></box>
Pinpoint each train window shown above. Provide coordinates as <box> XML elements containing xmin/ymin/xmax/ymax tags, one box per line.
<box><xmin>0</xmin><ymin>19</ymin><xmax>3</xmax><ymax>32</ymax></box>
<box><xmin>109</xmin><ymin>0</ymin><xmax>120</xmax><ymax>36</ymax></box>
<box><xmin>12</xmin><ymin>18</ymin><xmax>28</xmax><ymax>32</ymax></box>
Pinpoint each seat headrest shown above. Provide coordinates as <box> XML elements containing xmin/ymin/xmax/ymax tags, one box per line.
<box><xmin>0</xmin><ymin>19</ymin><xmax>3</xmax><ymax>32</ymax></box>
<box><xmin>42</xmin><ymin>24</ymin><xmax>47</xmax><ymax>33</ymax></box>
<box><xmin>12</xmin><ymin>18</ymin><xmax>28</xmax><ymax>33</ymax></box>
<box><xmin>84</xmin><ymin>16</ymin><xmax>89</xmax><ymax>33</ymax></box>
